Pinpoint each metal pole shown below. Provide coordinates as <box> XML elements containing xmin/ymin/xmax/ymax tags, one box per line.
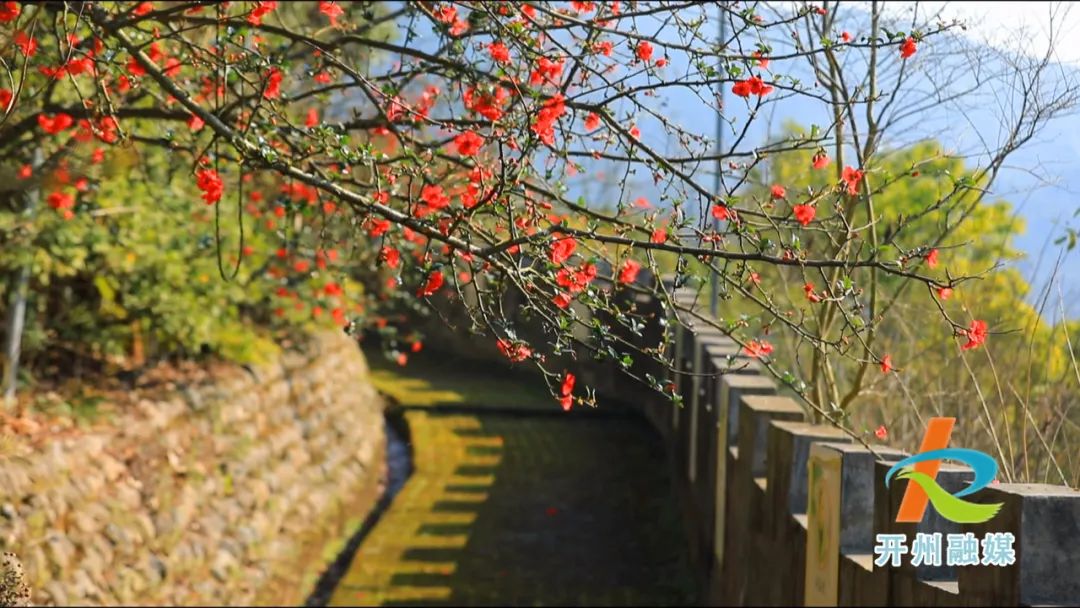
<box><xmin>710</xmin><ymin>4</ymin><xmax>726</xmax><ymax>318</ymax></box>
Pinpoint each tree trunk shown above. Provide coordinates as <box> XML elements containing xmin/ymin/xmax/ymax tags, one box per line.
<box><xmin>3</xmin><ymin>148</ymin><xmax>44</xmax><ymax>409</ymax></box>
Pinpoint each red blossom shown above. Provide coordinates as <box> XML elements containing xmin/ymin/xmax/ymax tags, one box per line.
<box><xmin>812</xmin><ymin>152</ymin><xmax>830</xmax><ymax>170</ymax></box>
<box><xmin>0</xmin><ymin>2</ymin><xmax>20</xmax><ymax>22</ymax></box>
<box><xmin>529</xmin><ymin>57</ymin><xmax>564</xmax><ymax>87</ymax></box>
<box><xmin>900</xmin><ymin>36</ymin><xmax>917</xmax><ymax>59</ymax></box>
<box><xmin>961</xmin><ymin>319</ymin><xmax>988</xmax><ymax>351</ymax></box>
<box><xmin>804</xmin><ymin>282</ymin><xmax>821</xmax><ymax>303</ymax></box>
<box><xmin>743</xmin><ymin>340</ymin><xmax>774</xmax><ymax>359</ymax></box>
<box><xmin>418</xmin><ymin>270</ymin><xmax>444</xmax><ymax>297</ymax></box>
<box><xmin>559</xmin><ymin>371</ymin><xmax>575</xmax><ymax>411</ymax></box>
<box><xmin>550</xmin><ymin>236</ymin><xmax>577</xmax><ymax>265</ymax></box>
<box><xmin>926</xmin><ymin>248</ymin><xmax>939</xmax><ymax>268</ymax></box>
<box><xmin>188</xmin><ymin>114</ymin><xmax>205</xmax><ymax>132</ymax></box>
<box><xmin>421</xmin><ymin>184</ymin><xmax>450</xmax><ymax>211</ymax></box>
<box><xmin>711</xmin><ymin>204</ymin><xmax>731</xmax><ymax>221</ymax></box>
<box><xmin>841</xmin><ymin>31</ymin><xmax>852</xmax><ymax>43</ymax></box>
<box><xmin>771</xmin><ymin>184</ymin><xmax>787</xmax><ymax>199</ymax></box>
<box><xmin>793</xmin><ymin>204</ymin><xmax>815</xmax><ymax>226</ymax></box>
<box><xmin>875</xmin><ymin>425</ymin><xmax>888</xmax><ymax>440</ymax></box>
<box><xmin>247</xmin><ymin>1</ymin><xmax>278</xmax><ymax>25</ymax></box>
<box><xmin>842</xmin><ymin>165</ymin><xmax>863</xmax><ymax>195</ymax></box>
<box><xmin>17</xmin><ymin>164</ymin><xmax>31</xmax><ymax>180</ymax></box>
<box><xmin>133</xmin><ymin>1</ymin><xmax>154</xmax><ymax>16</ymax></box>
<box><xmin>38</xmin><ymin>113</ymin><xmax>74</xmax><ymax>135</ymax></box>
<box><xmin>618</xmin><ymin>259</ymin><xmax>641</xmax><ymax>284</ymax></box>
<box><xmin>651</xmin><ymin>228</ymin><xmax>667</xmax><ymax>244</ymax></box>
<box><xmin>453</xmin><ymin>131</ymin><xmax>484</xmax><ymax>156</ymax></box>
<box><xmin>263</xmin><ymin>68</ymin><xmax>283</xmax><ymax>100</ymax></box>
<box><xmin>937</xmin><ymin>286</ymin><xmax>953</xmax><ymax>300</ymax></box>
<box><xmin>584</xmin><ymin>112</ymin><xmax>601</xmax><ymax>131</ymax></box>
<box><xmin>636</xmin><ymin>40</ymin><xmax>654</xmax><ymax>62</ymax></box>
<box><xmin>497</xmin><ymin>339</ymin><xmax>532</xmax><ymax>362</ymax></box>
<box><xmin>488</xmin><ymin>41</ymin><xmax>510</xmax><ymax>63</ymax></box>
<box><xmin>195</xmin><ymin>168</ymin><xmax>224</xmax><ymax>205</ymax></box>
<box><xmin>380</xmin><ymin>246</ymin><xmax>400</xmax><ymax>268</ymax></box>
<box><xmin>0</xmin><ymin>88</ymin><xmax>12</xmax><ymax>111</ymax></box>
<box><xmin>14</xmin><ymin>31</ymin><xmax>36</xmax><ymax>56</ymax></box>
<box><xmin>319</xmin><ymin>1</ymin><xmax>344</xmax><ymax>26</ymax></box>
<box><xmin>305</xmin><ymin>107</ymin><xmax>319</xmax><ymax>128</ymax></box>
<box><xmin>553</xmin><ymin>292</ymin><xmax>572</xmax><ymax>308</ymax></box>
<box><xmin>880</xmin><ymin>355</ymin><xmax>894</xmax><ymax>374</ymax></box>
<box><xmin>47</xmin><ymin>191</ymin><xmax>75</xmax><ymax>210</ymax></box>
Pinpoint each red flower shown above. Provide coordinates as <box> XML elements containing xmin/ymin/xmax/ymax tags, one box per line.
<box><xmin>319</xmin><ymin>1</ymin><xmax>344</xmax><ymax>26</ymax></box>
<box><xmin>636</xmin><ymin>40</ymin><xmax>654</xmax><ymax>63</ymax></box>
<box><xmin>793</xmin><ymin>204</ymin><xmax>815</xmax><ymax>226</ymax></box>
<box><xmin>584</xmin><ymin>112</ymin><xmax>601</xmax><ymax>131</ymax></box>
<box><xmin>453</xmin><ymin>131</ymin><xmax>484</xmax><ymax>156</ymax></box>
<box><xmin>14</xmin><ymin>31</ymin><xmax>37</xmax><ymax>57</ymax></box>
<box><xmin>531</xmin><ymin>93</ymin><xmax>566</xmax><ymax>145</ymax></box>
<box><xmin>937</xmin><ymin>286</ymin><xmax>953</xmax><ymax>300</ymax></box>
<box><xmin>380</xmin><ymin>246</ymin><xmax>400</xmax><ymax>268</ymax></box>
<box><xmin>711</xmin><ymin>204</ymin><xmax>730</xmax><ymax>221</ymax></box>
<box><xmin>47</xmin><ymin>192</ymin><xmax>75</xmax><ymax>210</ymax></box>
<box><xmin>874</xmin><ymin>425</ymin><xmax>888</xmax><ymax>440</ymax></box>
<box><xmin>38</xmin><ymin>113</ymin><xmax>74</xmax><ymax>135</ymax></box>
<box><xmin>629</xmin><ymin>125</ymin><xmax>641</xmax><ymax>139</ymax></box>
<box><xmin>900</xmin><ymin>36</ymin><xmax>917</xmax><ymax>59</ymax></box>
<box><xmin>188</xmin><ymin>114</ymin><xmax>205</xmax><ymax>132</ymax></box>
<box><xmin>842</xmin><ymin>166</ymin><xmax>863</xmax><ymax>195</ymax></box>
<box><xmin>961</xmin><ymin>319</ymin><xmax>988</xmax><ymax>351</ymax></box>
<box><xmin>733</xmin><ymin>75</ymin><xmax>773</xmax><ymax>98</ymax></box>
<box><xmin>195</xmin><ymin>168</ymin><xmax>224</xmax><ymax>205</ymax></box>
<box><xmin>418</xmin><ymin>270</ymin><xmax>444</xmax><ymax>297</ymax></box>
<box><xmin>753</xmin><ymin>51</ymin><xmax>769</xmax><ymax>69</ymax></box>
<box><xmin>651</xmin><ymin>228</ymin><xmax>667</xmax><ymax>244</ymax></box>
<box><xmin>618</xmin><ymin>259</ymin><xmax>641</xmax><ymax>284</ymax></box>
<box><xmin>488</xmin><ymin>41</ymin><xmax>510</xmax><ymax>63</ymax></box>
<box><xmin>368</xmin><ymin>218</ymin><xmax>390</xmax><ymax>236</ymax></box>
<box><xmin>550</xmin><ymin>236</ymin><xmax>577</xmax><ymax>265</ymax></box>
<box><xmin>926</xmin><ymin>248</ymin><xmax>939</xmax><ymax>268</ymax></box>
<box><xmin>421</xmin><ymin>184</ymin><xmax>450</xmax><ymax>210</ymax></box>
<box><xmin>497</xmin><ymin>339</ymin><xmax>533</xmax><ymax>362</ymax></box>
<box><xmin>306</xmin><ymin>108</ymin><xmax>319</xmax><ymax>128</ymax></box>
<box><xmin>841</xmin><ymin>31</ymin><xmax>851</xmax><ymax>43</ymax></box>
<box><xmin>880</xmin><ymin>355</ymin><xmax>894</xmax><ymax>374</ymax></box>
<box><xmin>0</xmin><ymin>88</ymin><xmax>12</xmax><ymax>111</ymax></box>
<box><xmin>0</xmin><ymin>2</ymin><xmax>21</xmax><ymax>22</ymax></box>
<box><xmin>812</xmin><ymin>152</ymin><xmax>830</xmax><ymax>170</ymax></box>
<box><xmin>247</xmin><ymin>1</ymin><xmax>277</xmax><ymax>25</ymax></box>
<box><xmin>634</xmin><ymin>197</ymin><xmax>650</xmax><ymax>208</ymax></box>
<box><xmin>743</xmin><ymin>340</ymin><xmax>774</xmax><ymax>359</ymax></box>
<box><xmin>559</xmin><ymin>371</ymin><xmax>575</xmax><ymax>411</ymax></box>
<box><xmin>804</xmin><ymin>282</ymin><xmax>821</xmax><ymax>303</ymax></box>
<box><xmin>132</xmin><ymin>1</ymin><xmax>154</xmax><ymax>16</ymax></box>
<box><xmin>263</xmin><ymin>68</ymin><xmax>283</xmax><ymax>100</ymax></box>
<box><xmin>17</xmin><ymin>164</ymin><xmax>31</xmax><ymax>179</ymax></box>
<box><xmin>464</xmin><ymin>85</ymin><xmax>510</xmax><ymax>121</ymax></box>
<box><xmin>529</xmin><ymin>57</ymin><xmax>564</xmax><ymax>87</ymax></box>
<box><xmin>771</xmin><ymin>184</ymin><xmax>786</xmax><ymax>199</ymax></box>
<box><xmin>553</xmin><ymin>292</ymin><xmax>572</xmax><ymax>309</ymax></box>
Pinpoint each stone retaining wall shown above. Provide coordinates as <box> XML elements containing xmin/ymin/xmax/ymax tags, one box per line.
<box><xmin>0</xmin><ymin>331</ymin><xmax>385</xmax><ymax>606</ymax></box>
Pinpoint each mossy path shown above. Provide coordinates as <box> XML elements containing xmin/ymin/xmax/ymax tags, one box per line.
<box><xmin>326</xmin><ymin>352</ymin><xmax>697</xmax><ymax>606</ymax></box>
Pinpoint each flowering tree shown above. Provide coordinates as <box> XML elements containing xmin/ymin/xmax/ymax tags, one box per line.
<box><xmin>1</xmin><ymin>1</ymin><xmax>1076</xmax><ymax>431</ymax></box>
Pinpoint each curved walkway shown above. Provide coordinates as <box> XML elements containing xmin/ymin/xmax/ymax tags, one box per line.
<box><xmin>326</xmin><ymin>352</ymin><xmax>697</xmax><ymax>606</ymax></box>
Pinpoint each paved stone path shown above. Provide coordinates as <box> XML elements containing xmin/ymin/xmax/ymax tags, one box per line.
<box><xmin>326</xmin><ymin>353</ymin><xmax>697</xmax><ymax>606</ymax></box>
